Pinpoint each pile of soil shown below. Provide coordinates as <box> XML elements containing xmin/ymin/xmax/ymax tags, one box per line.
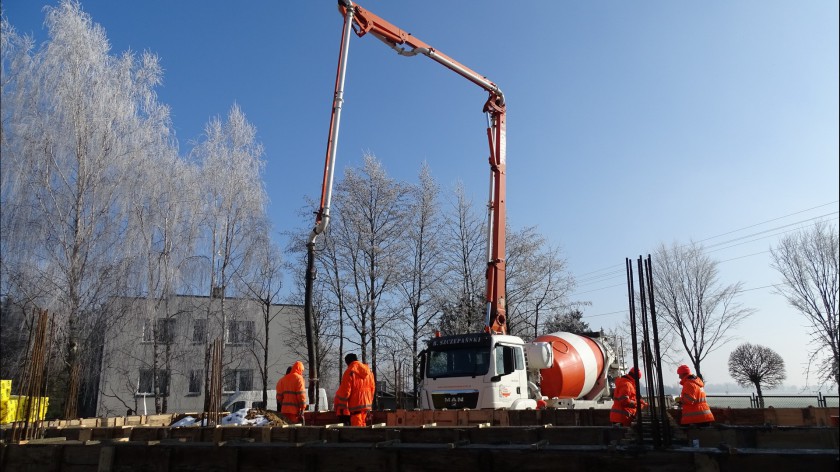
<box><xmin>248</xmin><ymin>408</ymin><xmax>287</xmax><ymax>426</ymax></box>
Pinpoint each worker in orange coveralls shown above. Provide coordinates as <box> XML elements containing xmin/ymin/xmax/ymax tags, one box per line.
<box><xmin>335</xmin><ymin>353</ymin><xmax>375</xmax><ymax>426</ymax></box>
<box><xmin>275</xmin><ymin>366</ymin><xmax>291</xmax><ymax>410</ymax></box>
<box><xmin>610</xmin><ymin>366</ymin><xmax>647</xmax><ymax>427</ymax></box>
<box><xmin>677</xmin><ymin>364</ymin><xmax>714</xmax><ymax>426</ymax></box>
<box><xmin>277</xmin><ymin>361</ymin><xmax>308</xmax><ymax>424</ymax></box>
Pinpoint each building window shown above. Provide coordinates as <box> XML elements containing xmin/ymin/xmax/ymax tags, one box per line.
<box><xmin>138</xmin><ymin>368</ymin><xmax>170</xmax><ymax>396</ymax></box>
<box><xmin>192</xmin><ymin>319</ymin><xmax>207</xmax><ymax>344</ymax></box>
<box><xmin>188</xmin><ymin>370</ymin><xmax>202</xmax><ymax>395</ymax></box>
<box><xmin>226</xmin><ymin>320</ymin><xmax>254</xmax><ymax>345</ymax></box>
<box><xmin>142</xmin><ymin>318</ymin><xmax>176</xmax><ymax>344</ymax></box>
<box><xmin>223</xmin><ymin>369</ymin><xmax>253</xmax><ymax>393</ymax></box>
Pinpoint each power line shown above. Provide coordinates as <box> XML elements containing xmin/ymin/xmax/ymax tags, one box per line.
<box><xmin>696</xmin><ymin>201</ymin><xmax>838</xmax><ymax>244</ymax></box>
<box><xmin>572</xmin><ymin>202</ymin><xmax>839</xmax><ymax>291</ymax></box>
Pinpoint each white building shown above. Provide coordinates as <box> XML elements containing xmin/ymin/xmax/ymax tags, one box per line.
<box><xmin>97</xmin><ymin>294</ymin><xmax>305</xmax><ymax>416</ymax></box>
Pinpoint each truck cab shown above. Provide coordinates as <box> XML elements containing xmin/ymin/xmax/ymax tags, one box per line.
<box><xmin>418</xmin><ymin>333</ymin><xmax>537</xmax><ymax>410</ymax></box>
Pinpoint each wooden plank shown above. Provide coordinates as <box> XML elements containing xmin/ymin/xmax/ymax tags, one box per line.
<box><xmin>468</xmin><ymin>426</ymin><xmax>541</xmax><ymax>444</ymax></box>
<box><xmin>97</xmin><ymin>446</ymin><xmax>114</xmax><ymax>472</ymax></box>
<box><xmin>4</xmin><ymin>444</ymin><xmax>63</xmax><ymax>472</ymax></box>
<box><xmin>432</xmin><ymin>410</ymin><xmax>458</xmax><ymax>426</ymax></box>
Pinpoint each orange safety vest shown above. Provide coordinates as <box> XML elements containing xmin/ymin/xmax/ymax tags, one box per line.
<box><xmin>335</xmin><ymin>361</ymin><xmax>375</xmax><ymax>415</ymax></box>
<box><xmin>278</xmin><ymin>361</ymin><xmax>307</xmax><ymax>422</ymax></box>
<box><xmin>679</xmin><ymin>375</ymin><xmax>714</xmax><ymax>425</ymax></box>
<box><xmin>610</xmin><ymin>375</ymin><xmax>639</xmax><ymax>426</ymax></box>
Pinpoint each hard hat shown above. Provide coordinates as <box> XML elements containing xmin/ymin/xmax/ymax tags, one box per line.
<box><xmin>677</xmin><ymin>365</ymin><xmax>691</xmax><ymax>377</ymax></box>
<box><xmin>628</xmin><ymin>367</ymin><xmax>641</xmax><ymax>379</ymax></box>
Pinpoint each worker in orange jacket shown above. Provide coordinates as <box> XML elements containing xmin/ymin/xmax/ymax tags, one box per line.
<box><xmin>335</xmin><ymin>353</ymin><xmax>375</xmax><ymax>426</ymax></box>
<box><xmin>677</xmin><ymin>364</ymin><xmax>714</xmax><ymax>426</ymax></box>
<box><xmin>610</xmin><ymin>367</ymin><xmax>646</xmax><ymax>426</ymax></box>
<box><xmin>277</xmin><ymin>361</ymin><xmax>308</xmax><ymax>424</ymax></box>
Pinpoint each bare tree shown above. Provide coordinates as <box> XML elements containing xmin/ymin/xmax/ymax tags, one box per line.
<box><xmin>1</xmin><ymin>1</ymin><xmax>174</xmax><ymax>417</ymax></box>
<box><xmin>329</xmin><ymin>153</ymin><xmax>409</xmax><ymax>384</ymax></box>
<box><xmin>652</xmin><ymin>241</ymin><xmax>754</xmax><ymax>380</ymax></box>
<box><xmin>770</xmin><ymin>222</ymin><xmax>839</xmax><ymax>388</ymax></box>
<box><xmin>192</xmin><ymin>104</ymin><xmax>268</xmax><ymax>407</ymax></box>
<box><xmin>505</xmin><ymin>226</ymin><xmax>577</xmax><ymax>338</ymax></box>
<box><xmin>238</xmin><ymin>234</ymin><xmax>284</xmax><ymax>409</ymax></box>
<box><xmin>728</xmin><ymin>343</ymin><xmax>786</xmax><ymax>407</ymax></box>
<box><xmin>395</xmin><ymin>163</ymin><xmax>444</xmax><ymax>394</ymax></box>
<box><xmin>437</xmin><ymin>183</ymin><xmax>486</xmax><ymax>335</ymax></box>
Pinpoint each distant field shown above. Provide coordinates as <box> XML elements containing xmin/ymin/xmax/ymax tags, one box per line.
<box><xmin>705</xmin><ymin>394</ymin><xmax>839</xmax><ymax>409</ymax></box>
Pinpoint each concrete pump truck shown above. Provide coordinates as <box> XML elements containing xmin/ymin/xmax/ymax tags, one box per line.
<box><xmin>303</xmin><ymin>1</ymin><xmax>621</xmax><ymax>412</ymax></box>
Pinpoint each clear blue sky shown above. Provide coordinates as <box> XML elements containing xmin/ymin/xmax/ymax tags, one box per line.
<box><xmin>4</xmin><ymin>0</ymin><xmax>838</xmax><ymax>391</ymax></box>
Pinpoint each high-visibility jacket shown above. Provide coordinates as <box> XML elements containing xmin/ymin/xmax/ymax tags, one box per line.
<box><xmin>277</xmin><ymin>361</ymin><xmax>307</xmax><ymax>422</ymax></box>
<box><xmin>334</xmin><ymin>391</ymin><xmax>349</xmax><ymax>417</ymax></box>
<box><xmin>335</xmin><ymin>361</ymin><xmax>375</xmax><ymax>415</ymax></box>
<box><xmin>679</xmin><ymin>375</ymin><xmax>714</xmax><ymax>425</ymax></box>
<box><xmin>610</xmin><ymin>375</ymin><xmax>639</xmax><ymax>426</ymax></box>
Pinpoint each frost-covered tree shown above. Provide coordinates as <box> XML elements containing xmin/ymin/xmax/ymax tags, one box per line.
<box><xmin>191</xmin><ymin>104</ymin><xmax>268</xmax><ymax>413</ymax></box>
<box><xmin>505</xmin><ymin>225</ymin><xmax>576</xmax><ymax>338</ymax></box>
<box><xmin>394</xmin><ymin>163</ymin><xmax>444</xmax><ymax>394</ymax></box>
<box><xmin>437</xmin><ymin>183</ymin><xmax>486</xmax><ymax>335</ymax></box>
<box><xmin>1</xmin><ymin>1</ymin><xmax>175</xmax><ymax>417</ymax></box>
<box><xmin>329</xmin><ymin>153</ymin><xmax>409</xmax><ymax>383</ymax></box>
<box><xmin>238</xmin><ymin>233</ymin><xmax>284</xmax><ymax>408</ymax></box>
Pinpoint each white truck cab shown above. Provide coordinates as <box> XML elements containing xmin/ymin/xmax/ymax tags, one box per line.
<box><xmin>419</xmin><ymin>333</ymin><xmax>538</xmax><ymax>410</ymax></box>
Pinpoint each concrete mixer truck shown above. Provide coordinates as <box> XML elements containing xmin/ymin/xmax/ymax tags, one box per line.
<box><xmin>418</xmin><ymin>331</ymin><xmax>621</xmax><ymax>410</ymax></box>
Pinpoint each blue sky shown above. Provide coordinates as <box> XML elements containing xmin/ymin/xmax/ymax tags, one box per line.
<box><xmin>3</xmin><ymin>0</ymin><xmax>838</xmax><ymax>390</ymax></box>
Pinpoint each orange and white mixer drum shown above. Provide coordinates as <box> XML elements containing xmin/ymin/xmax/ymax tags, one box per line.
<box><xmin>533</xmin><ymin>332</ymin><xmax>607</xmax><ymax>400</ymax></box>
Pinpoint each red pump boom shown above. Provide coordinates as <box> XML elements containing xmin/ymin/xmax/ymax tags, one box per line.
<box><xmin>303</xmin><ymin>0</ymin><xmax>509</xmax><ymax>406</ymax></box>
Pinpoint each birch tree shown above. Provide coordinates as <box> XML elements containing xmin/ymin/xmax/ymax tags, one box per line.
<box><xmin>1</xmin><ymin>1</ymin><xmax>175</xmax><ymax>417</ymax></box>
<box><xmin>770</xmin><ymin>222</ymin><xmax>839</xmax><ymax>387</ymax></box>
<box><xmin>652</xmin><ymin>241</ymin><xmax>754</xmax><ymax>380</ymax></box>
<box><xmin>193</xmin><ymin>104</ymin><xmax>268</xmax><ymax>354</ymax></box>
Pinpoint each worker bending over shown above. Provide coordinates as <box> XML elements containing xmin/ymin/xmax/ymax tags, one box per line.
<box><xmin>610</xmin><ymin>366</ymin><xmax>646</xmax><ymax>427</ymax></box>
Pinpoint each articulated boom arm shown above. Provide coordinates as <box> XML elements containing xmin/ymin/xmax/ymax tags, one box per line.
<box><xmin>329</xmin><ymin>0</ymin><xmax>508</xmax><ymax>335</ymax></box>
<box><xmin>306</xmin><ymin>2</ymin><xmax>508</xmax><ymax>397</ymax></box>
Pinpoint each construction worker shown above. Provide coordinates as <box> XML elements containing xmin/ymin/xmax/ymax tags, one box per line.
<box><xmin>610</xmin><ymin>367</ymin><xmax>646</xmax><ymax>427</ymax></box>
<box><xmin>275</xmin><ymin>366</ymin><xmax>292</xmax><ymax>411</ymax></box>
<box><xmin>277</xmin><ymin>361</ymin><xmax>308</xmax><ymax>424</ymax></box>
<box><xmin>335</xmin><ymin>353</ymin><xmax>375</xmax><ymax>426</ymax></box>
<box><xmin>676</xmin><ymin>364</ymin><xmax>714</xmax><ymax>426</ymax></box>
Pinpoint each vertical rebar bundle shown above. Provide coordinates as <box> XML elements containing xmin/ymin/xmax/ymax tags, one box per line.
<box><xmin>626</xmin><ymin>255</ymin><xmax>671</xmax><ymax>449</ymax></box>
<box><xmin>202</xmin><ymin>339</ymin><xmax>224</xmax><ymax>426</ymax></box>
<box><xmin>11</xmin><ymin>309</ymin><xmax>53</xmax><ymax>442</ymax></box>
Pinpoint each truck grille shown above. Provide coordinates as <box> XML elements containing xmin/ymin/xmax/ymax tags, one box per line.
<box><xmin>431</xmin><ymin>391</ymin><xmax>479</xmax><ymax>409</ymax></box>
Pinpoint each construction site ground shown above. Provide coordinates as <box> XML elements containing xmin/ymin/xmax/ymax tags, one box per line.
<box><xmin>1</xmin><ymin>407</ymin><xmax>837</xmax><ymax>471</ymax></box>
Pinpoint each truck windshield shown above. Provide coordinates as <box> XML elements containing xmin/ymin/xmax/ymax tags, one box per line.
<box><xmin>426</xmin><ymin>347</ymin><xmax>491</xmax><ymax>378</ymax></box>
